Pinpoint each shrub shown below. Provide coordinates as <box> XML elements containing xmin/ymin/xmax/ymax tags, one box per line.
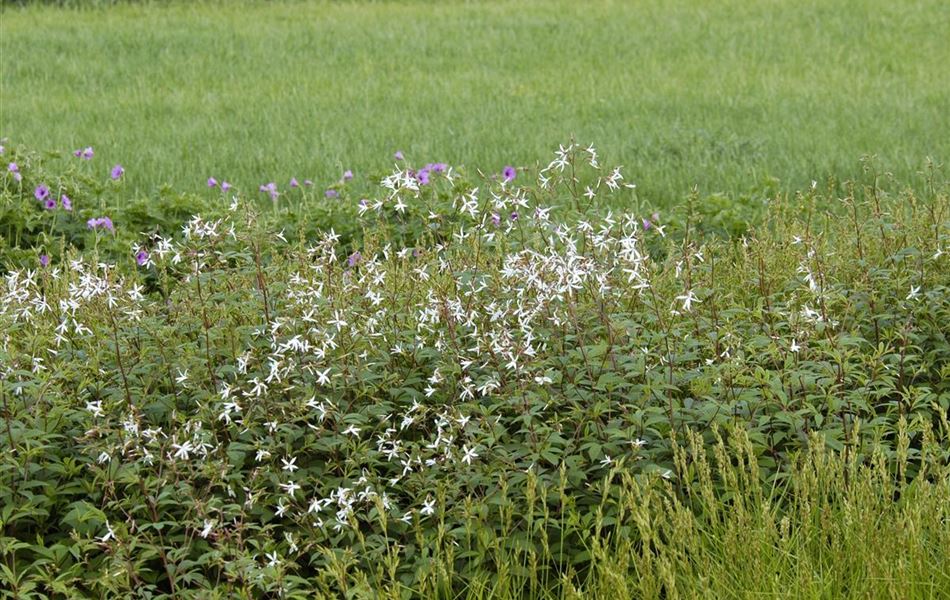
<box><xmin>1</xmin><ymin>143</ymin><xmax>948</xmax><ymax>597</ymax></box>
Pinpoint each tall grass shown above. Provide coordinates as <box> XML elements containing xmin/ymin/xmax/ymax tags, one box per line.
<box><xmin>384</xmin><ymin>424</ymin><xmax>950</xmax><ymax>600</ymax></box>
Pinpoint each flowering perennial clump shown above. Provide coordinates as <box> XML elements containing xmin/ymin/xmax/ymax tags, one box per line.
<box><xmin>0</xmin><ymin>143</ymin><xmax>948</xmax><ymax>596</ymax></box>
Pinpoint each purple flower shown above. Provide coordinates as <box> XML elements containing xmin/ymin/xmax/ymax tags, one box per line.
<box><xmin>394</xmin><ymin>151</ymin><xmax>404</xmax><ymax>161</ymax></box>
<box><xmin>207</xmin><ymin>177</ymin><xmax>218</xmax><ymax>188</ymax></box>
<box><xmin>343</xmin><ymin>170</ymin><xmax>353</xmax><ymax>181</ymax></box>
<box><xmin>75</xmin><ymin>147</ymin><xmax>94</xmax><ymax>160</ymax></box>
<box><xmin>0</xmin><ymin>145</ymin><xmax>4</xmax><ymax>155</ymax></box>
<box><xmin>221</xmin><ymin>181</ymin><xmax>232</xmax><ymax>191</ymax></box>
<box><xmin>503</xmin><ymin>166</ymin><xmax>516</xmax><ymax>182</ymax></box>
<box><xmin>429</xmin><ymin>163</ymin><xmax>447</xmax><ymax>173</ymax></box>
<box><xmin>111</xmin><ymin>165</ymin><xmax>124</xmax><ymax>180</ymax></box>
<box><xmin>510</xmin><ymin>211</ymin><xmax>519</xmax><ymax>222</ymax></box>
<box><xmin>61</xmin><ymin>195</ymin><xmax>72</xmax><ymax>211</ymax></box>
<box><xmin>44</xmin><ymin>198</ymin><xmax>57</xmax><ymax>210</ymax></box>
<box><xmin>652</xmin><ymin>212</ymin><xmax>660</xmax><ymax>221</ymax></box>
<box><xmin>347</xmin><ymin>251</ymin><xmax>362</xmax><ymax>267</ymax></box>
<box><xmin>304</xmin><ymin>179</ymin><xmax>313</xmax><ymax>187</ymax></box>
<box><xmin>260</xmin><ymin>182</ymin><xmax>278</xmax><ymax>200</ymax></box>
<box><xmin>8</xmin><ymin>162</ymin><xmax>18</xmax><ymax>173</ymax></box>
<box><xmin>74</xmin><ymin>149</ymin><xmax>82</xmax><ymax>158</ymax></box>
<box><xmin>325</xmin><ymin>189</ymin><xmax>339</xmax><ymax>199</ymax></box>
<box><xmin>39</xmin><ymin>254</ymin><xmax>49</xmax><ymax>267</ymax></box>
<box><xmin>491</xmin><ymin>212</ymin><xmax>501</xmax><ymax>226</ymax></box>
<box><xmin>35</xmin><ymin>184</ymin><xmax>50</xmax><ymax>202</ymax></box>
<box><xmin>136</xmin><ymin>250</ymin><xmax>149</xmax><ymax>266</ymax></box>
<box><xmin>290</xmin><ymin>177</ymin><xmax>299</xmax><ymax>188</ymax></box>
<box><xmin>642</xmin><ymin>218</ymin><xmax>651</xmax><ymax>230</ymax></box>
<box><xmin>87</xmin><ymin>216</ymin><xmax>114</xmax><ymax>232</ymax></box>
<box><xmin>416</xmin><ymin>168</ymin><xmax>430</xmax><ymax>186</ymax></box>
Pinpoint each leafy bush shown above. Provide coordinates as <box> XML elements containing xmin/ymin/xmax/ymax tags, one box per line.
<box><xmin>1</xmin><ymin>143</ymin><xmax>948</xmax><ymax>597</ymax></box>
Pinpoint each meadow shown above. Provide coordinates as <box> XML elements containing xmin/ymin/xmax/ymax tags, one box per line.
<box><xmin>2</xmin><ymin>1</ymin><xmax>950</xmax><ymax>599</ymax></box>
<box><xmin>3</xmin><ymin>0</ymin><xmax>950</xmax><ymax>202</ymax></box>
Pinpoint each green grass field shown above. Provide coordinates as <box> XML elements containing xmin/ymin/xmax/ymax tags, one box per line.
<box><xmin>3</xmin><ymin>0</ymin><xmax>949</xmax><ymax>202</ymax></box>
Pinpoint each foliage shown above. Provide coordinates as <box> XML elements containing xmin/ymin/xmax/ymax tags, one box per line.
<box><xmin>1</xmin><ymin>142</ymin><xmax>949</xmax><ymax>597</ymax></box>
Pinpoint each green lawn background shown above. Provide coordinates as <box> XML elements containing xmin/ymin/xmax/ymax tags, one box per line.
<box><xmin>2</xmin><ymin>0</ymin><xmax>948</xmax><ymax>201</ymax></box>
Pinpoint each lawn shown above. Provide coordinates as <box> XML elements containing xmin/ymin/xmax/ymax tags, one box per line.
<box><xmin>3</xmin><ymin>0</ymin><xmax>949</xmax><ymax>201</ymax></box>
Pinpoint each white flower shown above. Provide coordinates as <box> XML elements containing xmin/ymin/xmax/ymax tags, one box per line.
<box><xmin>280</xmin><ymin>481</ymin><xmax>301</xmax><ymax>496</ymax></box>
<box><xmin>461</xmin><ymin>445</ymin><xmax>479</xmax><ymax>465</ymax></box>
<box><xmin>98</xmin><ymin>522</ymin><xmax>116</xmax><ymax>543</ymax></box>
<box><xmin>86</xmin><ymin>400</ymin><xmax>104</xmax><ymax>418</ymax></box>
<box><xmin>790</xmin><ymin>339</ymin><xmax>801</xmax><ymax>353</ymax></box>
<box><xmin>281</xmin><ymin>456</ymin><xmax>298</xmax><ymax>472</ymax></box>
<box><xmin>420</xmin><ymin>497</ymin><xmax>436</xmax><ymax>517</ymax></box>
<box><xmin>172</xmin><ymin>440</ymin><xmax>194</xmax><ymax>461</ymax></box>
<box><xmin>315</xmin><ymin>368</ymin><xmax>332</xmax><ymax>386</ymax></box>
<box><xmin>199</xmin><ymin>519</ymin><xmax>214</xmax><ymax>539</ymax></box>
<box><xmin>175</xmin><ymin>369</ymin><xmax>189</xmax><ymax>384</ymax></box>
<box><xmin>906</xmin><ymin>285</ymin><xmax>921</xmax><ymax>301</ymax></box>
<box><xmin>675</xmin><ymin>290</ymin><xmax>700</xmax><ymax>312</ymax></box>
<box><xmin>342</xmin><ymin>424</ymin><xmax>361</xmax><ymax>437</ymax></box>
